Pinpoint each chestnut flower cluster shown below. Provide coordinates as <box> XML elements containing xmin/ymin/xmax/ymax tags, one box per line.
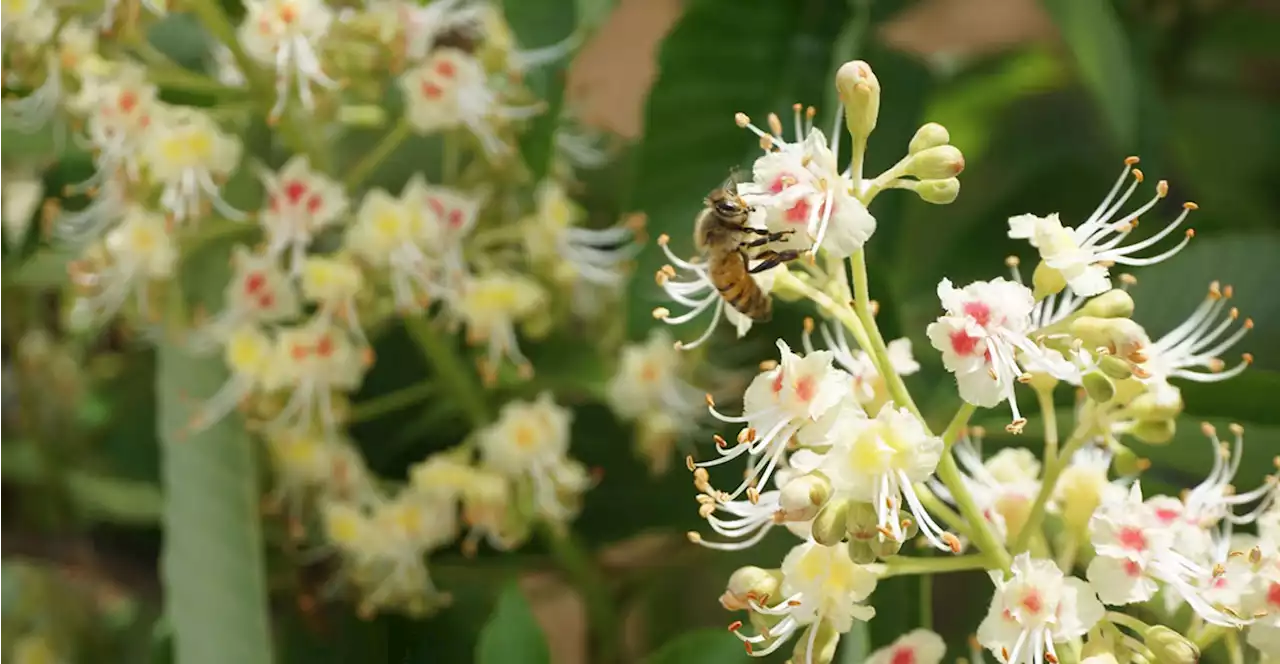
<box><xmin>658</xmin><ymin>60</ymin><xmax>1274</xmax><ymax>663</ymax></box>
<box><xmin>4</xmin><ymin>0</ymin><xmax>633</xmax><ymax>618</ymax></box>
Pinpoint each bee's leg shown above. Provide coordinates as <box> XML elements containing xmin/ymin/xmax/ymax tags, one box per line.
<box><xmin>748</xmin><ymin>249</ymin><xmax>803</xmax><ymax>273</ymax></box>
<box><xmin>738</xmin><ymin>236</ymin><xmax>774</xmax><ymax>249</ymax></box>
<box><xmin>738</xmin><ymin>229</ymin><xmax>797</xmax><ymax>248</ymax></box>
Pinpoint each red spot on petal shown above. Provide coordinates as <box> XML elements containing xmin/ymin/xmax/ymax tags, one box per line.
<box><xmin>427</xmin><ymin>198</ymin><xmax>445</xmax><ymax>217</ymax></box>
<box><xmin>284</xmin><ymin>180</ymin><xmax>307</xmax><ymax>205</ymax></box>
<box><xmin>771</xmin><ymin>369</ymin><xmax>785</xmax><ymax>395</ymax></box>
<box><xmin>1267</xmin><ymin>581</ymin><xmax>1280</xmax><ymax>608</ymax></box>
<box><xmin>963</xmin><ymin>301</ymin><xmax>992</xmax><ymax>327</ymax></box>
<box><xmin>1118</xmin><ymin>526</ymin><xmax>1147</xmax><ymax>552</ymax></box>
<box><xmin>890</xmin><ymin>647</ymin><xmax>917</xmax><ymax>664</ymax></box>
<box><xmin>784</xmin><ymin>198</ymin><xmax>811</xmax><ymax>225</ymax></box>
<box><xmin>118</xmin><ymin>91</ymin><xmax>137</xmax><ymax>113</ymax></box>
<box><xmin>1124</xmin><ymin>559</ymin><xmax>1143</xmax><ymax>578</ymax></box>
<box><xmin>794</xmin><ymin>375</ymin><xmax>816</xmax><ymax>403</ymax></box>
<box><xmin>949</xmin><ymin>330</ymin><xmax>979</xmax><ymax>356</ymax></box>
<box><xmin>447</xmin><ymin>209</ymin><xmax>463</xmax><ymax>228</ymax></box>
<box><xmin>316</xmin><ymin>335</ymin><xmax>333</xmax><ymax>358</ymax></box>
<box><xmin>421</xmin><ymin>82</ymin><xmax>444</xmax><ymax>99</ymax></box>
<box><xmin>257</xmin><ymin>293</ymin><xmax>275</xmax><ymax>310</ymax></box>
<box><xmin>244</xmin><ymin>272</ymin><xmax>267</xmax><ymax>294</ymax></box>
<box><xmin>1020</xmin><ymin>589</ymin><xmax>1043</xmax><ymax>615</ymax></box>
<box><xmin>1154</xmin><ymin>507</ymin><xmax>1179</xmax><ymax>524</ymax></box>
<box><xmin>435</xmin><ymin>60</ymin><xmax>456</xmax><ymax>78</ymax></box>
<box><xmin>290</xmin><ymin>344</ymin><xmax>308</xmax><ymax>361</ymax></box>
<box><xmin>306</xmin><ymin>193</ymin><xmax>323</xmax><ymax>214</ymax></box>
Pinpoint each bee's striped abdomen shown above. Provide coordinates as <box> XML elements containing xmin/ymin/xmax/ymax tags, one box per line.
<box><xmin>710</xmin><ymin>251</ymin><xmax>772</xmax><ymax>321</ymax></box>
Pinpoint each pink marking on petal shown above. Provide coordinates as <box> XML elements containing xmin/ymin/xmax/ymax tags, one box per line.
<box><xmin>794</xmin><ymin>375</ymin><xmax>816</xmax><ymax>403</ymax></box>
<box><xmin>963</xmin><ymin>301</ymin><xmax>991</xmax><ymax>328</ymax></box>
<box><xmin>1118</xmin><ymin>526</ymin><xmax>1147</xmax><ymax>552</ymax></box>
<box><xmin>950</xmin><ymin>330</ymin><xmax>979</xmax><ymax>356</ymax></box>
<box><xmin>890</xmin><ymin>648</ymin><xmax>917</xmax><ymax>664</ymax></box>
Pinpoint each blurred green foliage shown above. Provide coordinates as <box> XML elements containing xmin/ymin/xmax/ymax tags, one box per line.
<box><xmin>3</xmin><ymin>0</ymin><xmax>1278</xmax><ymax>662</ymax></box>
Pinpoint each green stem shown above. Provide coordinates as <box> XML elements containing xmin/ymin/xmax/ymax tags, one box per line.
<box><xmin>1194</xmin><ymin>625</ymin><xmax>1227</xmax><ymax>650</ymax></box>
<box><xmin>347</xmin><ymin>382</ymin><xmax>437</xmax><ymax>425</ymax></box>
<box><xmin>919</xmin><ymin>574</ymin><xmax>933</xmax><ymax>630</ymax></box>
<box><xmin>848</xmin><ymin>250</ymin><xmax>922</xmax><ymax>421</ymax></box>
<box><xmin>1226</xmin><ymin>632</ymin><xmax>1244</xmax><ymax>664</ymax></box>
<box><xmin>1105</xmin><ymin>611</ymin><xmax>1151</xmax><ymax>635</ymax></box>
<box><xmin>1035</xmin><ymin>384</ymin><xmax>1059</xmax><ymax>459</ymax></box>
<box><xmin>402</xmin><ymin>316</ymin><xmax>489</xmax><ymax>428</ymax></box>
<box><xmin>540</xmin><ymin>524</ymin><xmax>621</xmax><ymax>663</ymax></box>
<box><xmin>933</xmin><ymin>403</ymin><xmax>1012</xmax><ymax>571</ymax></box>
<box><xmin>774</xmin><ymin>268</ymin><xmax>873</xmax><ymax>353</ymax></box>
<box><xmin>1009</xmin><ymin>419</ymin><xmax>1093</xmax><ymax>554</ymax></box>
<box><xmin>344</xmin><ymin>118</ymin><xmax>412</xmax><ymax>190</ymax></box>
<box><xmin>878</xmin><ymin>553</ymin><xmax>989</xmax><ymax>577</ymax></box>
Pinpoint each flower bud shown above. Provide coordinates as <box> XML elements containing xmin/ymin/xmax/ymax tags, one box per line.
<box><xmin>338</xmin><ymin>104</ymin><xmax>388</xmax><ymax>127</ymax></box>
<box><xmin>779</xmin><ymin>473</ymin><xmax>832</xmax><ymax>521</ymax></box>
<box><xmin>1056</xmin><ymin>463</ymin><xmax>1108</xmax><ymax>535</ymax></box>
<box><xmin>1026</xmin><ymin>370</ymin><xmax>1059</xmax><ymax>392</ymax></box>
<box><xmin>871</xmin><ymin>535</ymin><xmax>904</xmax><ymax>558</ymax></box>
<box><xmin>792</xmin><ymin>621</ymin><xmax>840</xmax><ymax>664</ymax></box>
<box><xmin>1128</xmin><ymin>386</ymin><xmax>1184</xmax><ymax>421</ymax></box>
<box><xmin>835</xmin><ymin>60</ymin><xmax>880</xmax><ymax>138</ymax></box>
<box><xmin>720</xmin><ymin>565</ymin><xmax>782</xmax><ymax>611</ymax></box>
<box><xmin>909</xmin><ymin>122</ymin><xmax>950</xmax><ymax>154</ymax></box>
<box><xmin>1110</xmin><ymin>444</ymin><xmax>1147</xmax><ymax>477</ymax></box>
<box><xmin>1131</xmin><ymin>418</ymin><xmax>1176</xmax><ymax>446</ymax></box>
<box><xmin>1097</xmin><ymin>355</ymin><xmax>1133</xmax><ymax>380</ymax></box>
<box><xmin>914</xmin><ymin>177</ymin><xmax>960</xmax><ymax>205</ymax></box>
<box><xmin>1032</xmin><ymin>260</ymin><xmax>1068</xmax><ymax>300</ymax></box>
<box><xmin>1069</xmin><ymin>317</ymin><xmax>1150</xmax><ymax>362</ymax></box>
<box><xmin>844</xmin><ymin>501</ymin><xmax>880</xmax><ymax>541</ymax></box>
<box><xmin>812</xmin><ymin>498</ymin><xmax>851</xmax><ymax>546</ymax></box>
<box><xmin>846</xmin><ymin>539</ymin><xmax>878</xmax><ymax>564</ymax></box>
<box><xmin>1144</xmin><ymin>625</ymin><xmax>1200</xmax><ymax>664</ymax></box>
<box><xmin>1081</xmin><ymin>655</ymin><xmax>1121</xmax><ymax>664</ymax></box>
<box><xmin>906</xmin><ymin>145</ymin><xmax>965</xmax><ymax>180</ymax></box>
<box><xmin>1080</xmin><ymin>289</ymin><xmax>1135</xmax><ymax>319</ymax></box>
<box><xmin>1082</xmin><ymin>372</ymin><xmax>1115</xmax><ymax>403</ymax></box>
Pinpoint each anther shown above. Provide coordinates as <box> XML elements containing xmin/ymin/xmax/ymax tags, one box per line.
<box><xmin>1016</xmin><ymin>373</ymin><xmax>1034</xmax><ymax>384</ymax></box>
<box><xmin>652</xmin><ymin>307</ymin><xmax>670</xmax><ymax>320</ymax></box>
<box><xmin>803</xmin><ymin>316</ymin><xmax>814</xmax><ymax>333</ymax></box>
<box><xmin>1005</xmin><ymin>255</ymin><xmax>1020</xmax><ymax>267</ymax></box>
<box><xmin>1229</xmin><ymin>307</ymin><xmax>1240</xmax><ymax>320</ymax></box>
<box><xmin>714</xmin><ymin>434</ymin><xmax>728</xmax><ymax>448</ymax></box>
<box><xmin>1186</xmin><ymin>228</ymin><xmax>1195</xmax><ymax>239</ymax></box>
<box><xmin>741</xmin><ymin>428</ymin><xmax>757</xmax><ymax>443</ymax></box>
<box><xmin>1119</xmin><ymin>273</ymin><xmax>1138</xmax><ymax>287</ymax></box>
<box><xmin>705</xmin><ymin>393</ymin><xmax>716</xmax><ymax>407</ymax></box>
<box><xmin>1244</xmin><ymin>318</ymin><xmax>1254</xmax><ymax>330</ymax></box>
<box><xmin>758</xmin><ymin>135</ymin><xmax>773</xmax><ymax>151</ymax></box>
<box><xmin>759</xmin><ymin>359</ymin><xmax>778</xmax><ymax>371</ymax></box>
<box><xmin>1229</xmin><ymin>422</ymin><xmax>1244</xmax><ymax>436</ymax></box>
<box><xmin>1243</xmin><ymin>353</ymin><xmax>1254</xmax><ymax>365</ymax></box>
<box><xmin>1201</xmin><ymin>422</ymin><xmax>1216</xmax><ymax>437</ymax></box>
<box><xmin>746</xmin><ymin>487</ymin><xmax>760</xmax><ymax>504</ymax></box>
<box><xmin>943</xmin><ymin>532</ymin><xmax>962</xmax><ymax>553</ymax></box>
<box><xmin>734</xmin><ymin>112</ymin><xmax>750</xmax><ymax>128</ymax></box>
<box><xmin>787</xmin><ymin>599</ymin><xmax>802</xmax><ymax>607</ymax></box>
<box><xmin>657</xmin><ymin>233</ymin><xmax>670</xmax><ymax>246</ymax></box>
<box><xmin>1184</xmin><ymin>201</ymin><xmax>1198</xmax><ymax>211</ymax></box>
<box><xmin>1006</xmin><ymin>418</ymin><xmax>1027</xmax><ymax>434</ymax></box>
<box><xmin>727</xmin><ymin>620</ymin><xmax>742</xmax><ymax>632</ymax></box>
<box><xmin>1124</xmin><ymin>156</ymin><xmax>1140</xmax><ymax>166</ymax></box>
<box><xmin>686</xmin><ymin>531</ymin><xmax>702</xmax><ymax>543</ymax></box>
<box><xmin>686</xmin><ymin>455</ymin><xmax>697</xmax><ymax>472</ymax></box>
<box><xmin>1046</xmin><ymin>654</ymin><xmax>1058</xmax><ymax>664</ymax></box>
<box><xmin>1132</xmin><ymin>169</ymin><xmax>1144</xmax><ymax>183</ymax></box>
<box><xmin>767</xmin><ymin>113</ymin><xmax>782</xmax><ymax>136</ymax></box>
<box><xmin>1156</xmin><ymin>180</ymin><xmax>1169</xmax><ymax>197</ymax></box>
<box><xmin>805</xmin><ymin>105</ymin><xmax>816</xmax><ymax>121</ymax></box>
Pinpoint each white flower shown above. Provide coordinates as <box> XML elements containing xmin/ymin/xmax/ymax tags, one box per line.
<box><xmin>734</xmin><ymin>107</ymin><xmax>877</xmax><ymax>257</ymax></box>
<box><xmin>268</xmin><ymin>317</ymin><xmax>368</xmax><ymax>435</ymax></box>
<box><xmin>652</xmin><ymin>233</ymin><xmax>781</xmax><ymax>349</ymax></box>
<box><xmin>398</xmin><ymin>48</ymin><xmax>542</xmax><ymax>157</ymax></box>
<box><xmin>1050</xmin><ymin>446</ymin><xmax>1126</xmax><ymax>535</ymax></box>
<box><xmin>689</xmin><ymin>455</ymin><xmax>812</xmax><ymax>551</ymax></box>
<box><xmin>1243</xmin><ymin>554</ymin><xmax>1280</xmax><ymax>657</ymax></box>
<box><xmin>322</xmin><ymin>499</ymin><xmax>446</xmax><ymax>617</ymax></box>
<box><xmin>1007</xmin><ymin>158</ymin><xmax>1195</xmax><ymax>297</ymax></box>
<box><xmin>1</xmin><ymin>0</ymin><xmax>56</xmax><ymax>53</ymax></box>
<box><xmin>801</xmin><ymin>318</ymin><xmax>918</xmax><ymax>412</ymax></box>
<box><xmin>606</xmin><ymin>329</ymin><xmax>701</xmax><ymax>420</ymax></box>
<box><xmin>1168</xmin><ymin>423</ymin><xmax>1276</xmax><ymax>558</ymax></box>
<box><xmin>691</xmin><ymin>340</ymin><xmax>852</xmax><ymax>501</ymax></box>
<box><xmin>258</xmin><ymin>155</ymin><xmax>349</xmax><ymax>272</ymax></box>
<box><xmin>402</xmin><ymin>174</ymin><xmax>480</xmax><ymax>294</ymax></box>
<box><xmin>378</xmin><ymin>0</ymin><xmax>484</xmax><ymax>63</ymax></box>
<box><xmin>522</xmin><ymin>181</ymin><xmax>638</xmax><ymax>288</ymax></box>
<box><xmin>976</xmin><ymin>553</ymin><xmax>1104</xmax><ymax>664</ymax></box>
<box><xmin>457</xmin><ymin>272</ymin><xmax>546</xmax><ymax>379</ymax></box>
<box><xmin>865</xmin><ymin>629</ymin><xmax>947</xmax><ymax>664</ymax></box>
<box><xmin>933</xmin><ymin>437</ymin><xmax>1041</xmax><ymax>545</ymax></box>
<box><xmin>1142</xmin><ymin>281</ymin><xmax>1252</xmax><ymax>384</ymax></box>
<box><xmin>191</xmin><ymin>246</ymin><xmax>301</xmax><ymax>350</ymax></box>
<box><xmin>927</xmin><ymin>278</ymin><xmax>1067</xmax><ymax>432</ymax></box>
<box><xmin>265</xmin><ymin>430</ymin><xmax>377</xmax><ymax>513</ymax></box>
<box><xmin>730</xmin><ymin>541</ymin><xmax>877</xmax><ymax>657</ymax></box>
<box><xmin>142</xmin><ymin>106</ymin><xmax>243</xmax><ymax>223</ymax></box>
<box><xmin>346</xmin><ymin>186</ymin><xmax>438</xmax><ymax>312</ymax></box>
<box><xmin>1085</xmin><ymin>480</ymin><xmax>1258</xmax><ymax>627</ymax></box>
<box><xmin>300</xmin><ymin>254</ymin><xmax>368</xmax><ymax>345</ymax></box>
<box><xmin>238</xmin><ymin>0</ymin><xmax>338</xmax><ymax>119</ymax></box>
<box><xmin>73</xmin><ymin>63</ymin><xmax>159</xmax><ymax>186</ymax></box>
<box><xmin>477</xmin><ymin>393</ymin><xmax>590</xmax><ymax>520</ymax></box>
<box><xmin>191</xmin><ymin>325</ymin><xmax>285</xmax><ymax>429</ymax></box>
<box><xmin>68</xmin><ymin>205</ymin><xmax>177</xmax><ymax>325</ymax></box>
<box><xmin>793</xmin><ymin>404</ymin><xmax>955</xmax><ymax>552</ymax></box>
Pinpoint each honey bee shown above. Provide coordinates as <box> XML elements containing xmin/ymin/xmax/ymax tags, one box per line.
<box><xmin>694</xmin><ymin>181</ymin><xmax>801</xmax><ymax>322</ymax></box>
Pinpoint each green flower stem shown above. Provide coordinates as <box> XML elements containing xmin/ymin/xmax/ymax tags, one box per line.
<box><xmin>402</xmin><ymin>316</ymin><xmax>489</xmax><ymax>429</ymax></box>
<box><xmin>933</xmin><ymin>405</ymin><xmax>1012</xmax><ymax>572</ymax></box>
<box><xmin>1106</xmin><ymin>610</ymin><xmax>1151</xmax><ymax>635</ymax></box>
<box><xmin>1009</xmin><ymin>419</ymin><xmax>1094</xmax><ymax>554</ymax></box>
<box><xmin>848</xmin><ymin>249</ymin><xmax>922</xmax><ymax>421</ymax></box>
<box><xmin>1194</xmin><ymin>625</ymin><xmax>1228</xmax><ymax>650</ymax></box>
<box><xmin>1035</xmin><ymin>384</ymin><xmax>1060</xmax><ymax>459</ymax></box>
<box><xmin>774</xmin><ymin>267</ymin><xmax>873</xmax><ymax>355</ymax></box>
<box><xmin>877</xmin><ymin>553</ymin><xmax>989</xmax><ymax>578</ymax></box>
<box><xmin>347</xmin><ymin>382</ymin><xmax>437</xmax><ymax>425</ymax></box>
<box><xmin>402</xmin><ymin>316</ymin><xmax>621</xmax><ymax>662</ymax></box>
<box><xmin>539</xmin><ymin>523</ymin><xmax>621</xmax><ymax>663</ymax></box>
<box><xmin>1226</xmin><ymin>631</ymin><xmax>1245</xmax><ymax>664</ymax></box>
<box><xmin>344</xmin><ymin>117</ymin><xmax>412</xmax><ymax>191</ymax></box>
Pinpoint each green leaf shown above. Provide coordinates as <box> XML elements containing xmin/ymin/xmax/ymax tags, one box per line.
<box><xmin>475</xmin><ymin>582</ymin><xmax>550</xmax><ymax>664</ymax></box>
<box><xmin>503</xmin><ymin>0</ymin><xmax>577</xmax><ymax>182</ymax></box>
<box><xmin>1040</xmin><ymin>0</ymin><xmax>1138</xmax><ymax>147</ymax></box>
<box><xmin>644</xmin><ymin>629</ymin><xmax>751</xmax><ymax>664</ymax></box>
<box><xmin>574</xmin><ymin>0</ymin><xmax>616</xmax><ymax>33</ymax></box>
<box><xmin>158</xmin><ymin>234</ymin><xmax>273</xmax><ymax>664</ymax></box>
<box><xmin>625</xmin><ymin>0</ymin><xmax>849</xmax><ymax>339</ymax></box>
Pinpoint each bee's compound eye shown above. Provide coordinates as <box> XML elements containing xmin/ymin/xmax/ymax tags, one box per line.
<box><xmin>716</xmin><ymin>200</ymin><xmax>741</xmax><ymax>215</ymax></box>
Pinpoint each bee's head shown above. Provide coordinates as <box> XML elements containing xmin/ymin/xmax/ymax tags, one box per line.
<box><xmin>707</xmin><ymin>188</ymin><xmax>747</xmax><ymax>217</ymax></box>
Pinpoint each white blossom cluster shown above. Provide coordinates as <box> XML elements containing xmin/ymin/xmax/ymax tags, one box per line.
<box><xmin>3</xmin><ymin>0</ymin><xmax>630</xmax><ymax>618</ymax></box>
<box><xmin>659</xmin><ymin>59</ymin><xmax>1275</xmax><ymax>664</ymax></box>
